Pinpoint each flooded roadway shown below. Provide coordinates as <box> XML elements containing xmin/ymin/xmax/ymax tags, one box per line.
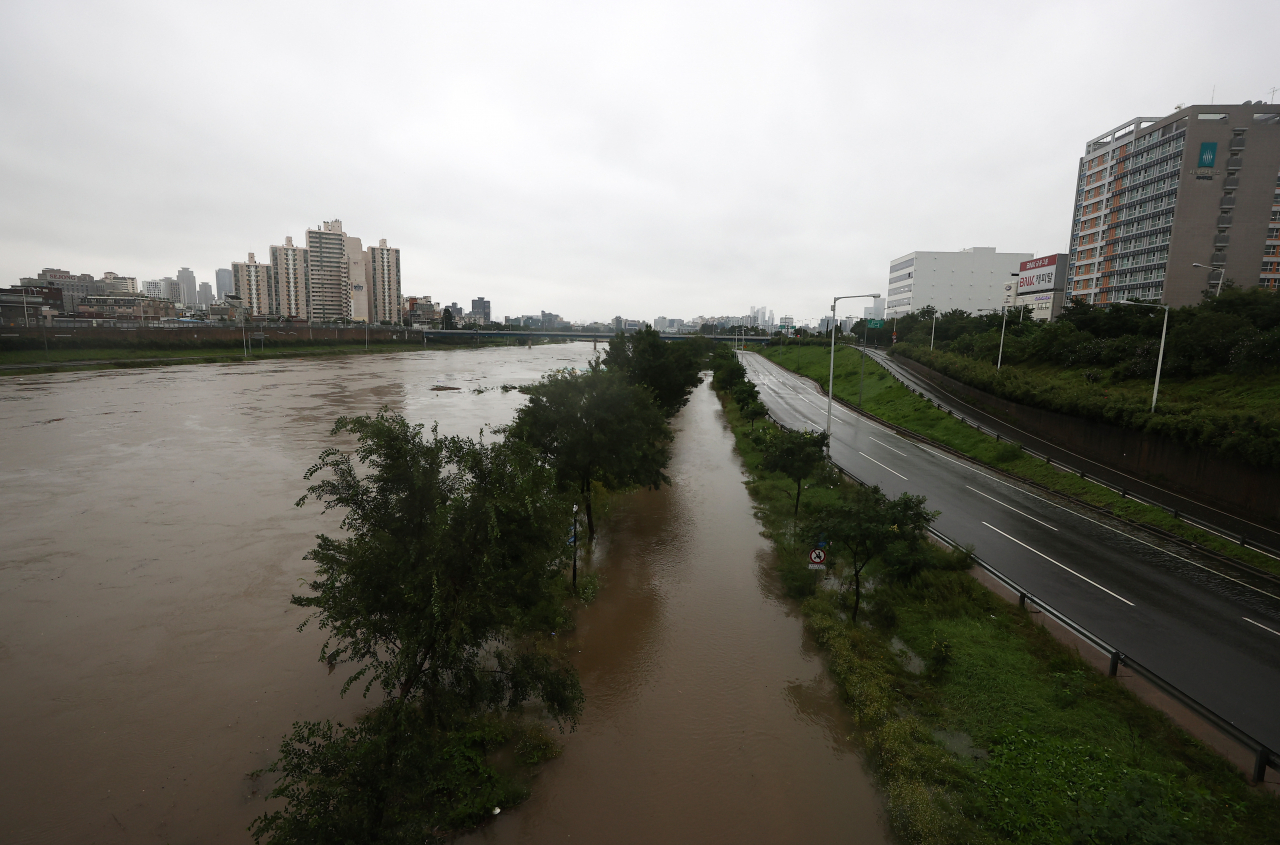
<box><xmin>0</xmin><ymin>346</ymin><xmax>885</xmax><ymax>844</ymax></box>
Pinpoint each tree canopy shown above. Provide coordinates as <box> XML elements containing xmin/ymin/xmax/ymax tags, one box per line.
<box><xmin>252</xmin><ymin>409</ymin><xmax>582</xmax><ymax>844</ymax></box>
<box><xmin>508</xmin><ymin>364</ymin><xmax>672</xmax><ymax>539</ymax></box>
<box><xmin>751</xmin><ymin>426</ymin><xmax>830</xmax><ymax>516</ymax></box>
<box><xmin>603</xmin><ymin>326</ymin><xmax>708</xmax><ymax>417</ymax></box>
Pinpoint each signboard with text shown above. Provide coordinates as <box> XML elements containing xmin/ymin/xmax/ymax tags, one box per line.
<box><xmin>1016</xmin><ymin>254</ymin><xmax>1067</xmax><ymax>296</ymax></box>
<box><xmin>867</xmin><ymin>319</ymin><xmax>885</xmax><ymax>328</ymax></box>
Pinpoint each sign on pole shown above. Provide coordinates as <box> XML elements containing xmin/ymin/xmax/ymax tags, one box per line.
<box><xmin>808</xmin><ymin>548</ymin><xmax>827</xmax><ymax>570</ymax></box>
<box><xmin>867</xmin><ymin>319</ymin><xmax>884</xmax><ymax>328</ymax></box>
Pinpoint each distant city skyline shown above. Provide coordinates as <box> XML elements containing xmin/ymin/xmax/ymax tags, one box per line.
<box><xmin>1</xmin><ymin>0</ymin><xmax>1275</xmax><ymax>323</ymax></box>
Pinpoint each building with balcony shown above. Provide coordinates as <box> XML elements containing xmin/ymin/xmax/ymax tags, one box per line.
<box><xmin>1067</xmin><ymin>104</ymin><xmax>1280</xmax><ymax>306</ymax></box>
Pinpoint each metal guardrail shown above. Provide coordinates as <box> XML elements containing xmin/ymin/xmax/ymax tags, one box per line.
<box><xmin>756</xmin><ymin>391</ymin><xmax>1277</xmax><ymax>784</ymax></box>
<box><xmin>846</xmin><ymin>348</ymin><xmax>1280</xmax><ymax>564</ymax></box>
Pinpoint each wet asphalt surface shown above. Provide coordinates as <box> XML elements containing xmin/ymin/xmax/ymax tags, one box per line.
<box><xmin>742</xmin><ymin>350</ymin><xmax>1280</xmax><ymax>754</ymax></box>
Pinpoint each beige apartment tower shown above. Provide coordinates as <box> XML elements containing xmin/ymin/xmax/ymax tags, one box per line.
<box><xmin>1067</xmin><ymin>104</ymin><xmax>1280</xmax><ymax>307</ymax></box>
<box><xmin>368</xmin><ymin>238</ymin><xmax>401</xmax><ymax>324</ymax></box>
<box><xmin>306</xmin><ymin>220</ymin><xmax>350</xmax><ymax>322</ymax></box>
<box><xmin>232</xmin><ymin>253</ymin><xmax>276</xmax><ymax>316</ymax></box>
<box><xmin>269</xmin><ymin>235</ymin><xmax>309</xmax><ymax>319</ymax></box>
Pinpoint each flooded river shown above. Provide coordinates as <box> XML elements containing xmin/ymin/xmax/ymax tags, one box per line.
<box><xmin>0</xmin><ymin>346</ymin><xmax>885</xmax><ymax>844</ymax></box>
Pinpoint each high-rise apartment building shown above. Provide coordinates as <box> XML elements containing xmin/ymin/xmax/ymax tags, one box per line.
<box><xmin>177</xmin><ymin>267</ymin><xmax>197</xmax><ymax>304</ymax></box>
<box><xmin>884</xmin><ymin>247</ymin><xmax>1031</xmax><ymax>318</ymax></box>
<box><xmin>215</xmin><ymin>268</ymin><xmax>233</xmax><ymax>300</ymax></box>
<box><xmin>269</xmin><ymin>235</ymin><xmax>309</xmax><ymax>319</ymax></box>
<box><xmin>306</xmin><ymin>220</ymin><xmax>350</xmax><ymax>322</ymax></box>
<box><xmin>368</xmin><ymin>239</ymin><xmax>401</xmax><ymax>324</ymax></box>
<box><xmin>197</xmin><ymin>282</ymin><xmax>213</xmax><ymax>306</ymax></box>
<box><xmin>471</xmin><ymin>296</ymin><xmax>491</xmax><ymax>324</ymax></box>
<box><xmin>345</xmin><ymin>233</ymin><xmax>368</xmax><ymax>322</ymax></box>
<box><xmin>162</xmin><ymin>277</ymin><xmax>181</xmax><ymax>302</ymax></box>
<box><xmin>141</xmin><ymin>279</ymin><xmax>165</xmax><ymax>299</ymax></box>
<box><xmin>232</xmin><ymin>253</ymin><xmax>276</xmax><ymax>316</ymax></box>
<box><xmin>99</xmin><ymin>272</ymin><xmax>138</xmax><ymax>294</ymax></box>
<box><xmin>1067</xmin><ymin>104</ymin><xmax>1280</xmax><ymax>307</ymax></box>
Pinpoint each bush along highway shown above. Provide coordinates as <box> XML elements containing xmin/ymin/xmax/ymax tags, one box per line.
<box><xmin>760</xmin><ymin>342</ymin><xmax>1280</xmax><ymax>579</ymax></box>
<box><xmin>710</xmin><ymin>346</ymin><xmax>1280</xmax><ymax>845</ymax></box>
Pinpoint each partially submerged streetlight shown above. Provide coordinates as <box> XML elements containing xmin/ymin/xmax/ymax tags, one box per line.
<box><xmin>826</xmin><ymin>293</ymin><xmax>880</xmax><ymax>438</ymax></box>
<box><xmin>1112</xmin><ymin>298</ymin><xmax>1170</xmax><ymax>412</ymax></box>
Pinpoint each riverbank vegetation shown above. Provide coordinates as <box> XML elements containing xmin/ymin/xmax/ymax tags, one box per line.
<box><xmin>710</xmin><ymin>349</ymin><xmax>1280</xmax><ymax>844</ymax></box>
<box><xmin>255</xmin><ymin>332</ymin><xmax>710</xmax><ymax>842</ymax></box>
<box><xmin>877</xmin><ymin>290</ymin><xmax>1280</xmax><ymax>470</ymax></box>
<box><xmin>759</xmin><ymin>343</ymin><xmax>1280</xmax><ymax>577</ymax></box>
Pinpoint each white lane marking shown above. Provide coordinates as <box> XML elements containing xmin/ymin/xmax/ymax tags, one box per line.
<box><xmin>966</xmin><ymin>485</ymin><xmax>1058</xmax><ymax>531</ymax></box>
<box><xmin>910</xmin><ymin>441</ymin><xmax>1280</xmax><ymax>603</ymax></box>
<box><xmin>983</xmin><ymin>522</ymin><xmax>1135</xmax><ymax>606</ymax></box>
<box><xmin>858</xmin><ymin>451</ymin><xmax>907</xmax><ymax>480</ymax></box>
<box><xmin>869</xmin><ymin>436</ymin><xmax>908</xmax><ymax>457</ymax></box>
<box><xmin>747</xmin><ymin>352</ymin><xmax>1280</xmax><ymax>603</ymax></box>
<box><xmin>1244</xmin><ymin>617</ymin><xmax>1280</xmax><ymax>637</ymax></box>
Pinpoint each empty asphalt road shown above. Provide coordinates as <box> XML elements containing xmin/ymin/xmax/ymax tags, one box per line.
<box><xmin>741</xmin><ymin>350</ymin><xmax>1280</xmax><ymax>757</ymax></box>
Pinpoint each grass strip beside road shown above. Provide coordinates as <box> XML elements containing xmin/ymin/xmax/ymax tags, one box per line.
<box><xmin>719</xmin><ymin>392</ymin><xmax>1280</xmax><ymax>845</ymax></box>
<box><xmin>761</xmin><ymin>344</ymin><xmax>1280</xmax><ymax>578</ymax></box>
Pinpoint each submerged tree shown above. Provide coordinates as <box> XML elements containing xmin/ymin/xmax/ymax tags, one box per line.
<box><xmin>752</xmin><ymin>426</ymin><xmax>830</xmax><ymax>516</ymax></box>
<box><xmin>252</xmin><ymin>409</ymin><xmax>582</xmax><ymax>844</ymax></box>
<box><xmin>804</xmin><ymin>484</ymin><xmax>895</xmax><ymax>621</ymax></box>
<box><xmin>508</xmin><ymin>365</ymin><xmax>672</xmax><ymax>540</ymax></box>
<box><xmin>604</xmin><ymin>326</ymin><xmax>707</xmax><ymax>417</ymax></box>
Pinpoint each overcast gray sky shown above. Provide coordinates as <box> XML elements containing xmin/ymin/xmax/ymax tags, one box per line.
<box><xmin>1</xmin><ymin>0</ymin><xmax>1275</xmax><ymax>325</ymax></box>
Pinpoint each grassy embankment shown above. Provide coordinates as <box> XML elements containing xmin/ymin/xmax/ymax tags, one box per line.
<box><xmin>761</xmin><ymin>344</ymin><xmax>1280</xmax><ymax>578</ymax></box>
<box><xmin>0</xmin><ymin>338</ymin><xmax>537</xmax><ymax>376</ymax></box>
<box><xmin>718</xmin><ymin>392</ymin><xmax>1280</xmax><ymax>845</ymax></box>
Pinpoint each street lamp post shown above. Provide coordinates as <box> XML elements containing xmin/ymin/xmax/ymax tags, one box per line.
<box><xmin>929</xmin><ymin>311</ymin><xmax>939</xmax><ymax>350</ymax></box>
<box><xmin>1191</xmin><ymin>262</ymin><xmax>1222</xmax><ymax>297</ymax></box>
<box><xmin>1113</xmin><ymin>298</ymin><xmax>1170</xmax><ymax>412</ymax></box>
<box><xmin>826</xmin><ymin>293</ymin><xmax>880</xmax><ymax>439</ymax></box>
<box><xmin>978</xmin><ymin>307</ymin><xmax>1009</xmax><ymax>370</ymax></box>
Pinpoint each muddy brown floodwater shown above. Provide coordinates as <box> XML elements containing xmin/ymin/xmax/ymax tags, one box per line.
<box><xmin>0</xmin><ymin>345</ymin><xmax>886</xmax><ymax>844</ymax></box>
<box><xmin>462</xmin><ymin>378</ymin><xmax>886</xmax><ymax>844</ymax></box>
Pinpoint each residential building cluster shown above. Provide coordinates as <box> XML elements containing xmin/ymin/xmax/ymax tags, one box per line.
<box><xmin>885</xmin><ymin>101</ymin><xmax>1280</xmax><ymax>323</ymax></box>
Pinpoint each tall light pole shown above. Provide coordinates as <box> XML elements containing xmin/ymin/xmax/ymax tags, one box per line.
<box><xmin>1113</xmin><ymin>298</ymin><xmax>1170</xmax><ymax>412</ymax></box>
<box><xmin>977</xmin><ymin>306</ymin><xmax>1009</xmax><ymax>370</ymax></box>
<box><xmin>929</xmin><ymin>309</ymin><xmax>939</xmax><ymax>350</ymax></box>
<box><xmin>826</xmin><ymin>293</ymin><xmax>880</xmax><ymax>438</ymax></box>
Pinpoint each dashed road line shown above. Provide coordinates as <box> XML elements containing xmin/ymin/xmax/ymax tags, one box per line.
<box><xmin>966</xmin><ymin>485</ymin><xmax>1057</xmax><ymax>531</ymax></box>
<box><xmin>858</xmin><ymin>451</ymin><xmax>907</xmax><ymax>480</ymax></box>
<box><xmin>1244</xmin><ymin>617</ymin><xmax>1280</xmax><ymax>637</ymax></box>
<box><xmin>983</xmin><ymin>522</ymin><xmax>1134</xmax><ymax>606</ymax></box>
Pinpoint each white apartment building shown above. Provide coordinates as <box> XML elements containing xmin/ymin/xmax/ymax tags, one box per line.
<box><xmin>232</xmin><ymin>253</ymin><xmax>275</xmax><ymax>316</ymax></box>
<box><xmin>884</xmin><ymin>247</ymin><xmax>1032</xmax><ymax>318</ymax></box>
<box><xmin>368</xmin><ymin>239</ymin><xmax>401</xmax><ymax>324</ymax></box>
<box><xmin>269</xmin><ymin>235</ymin><xmax>309</xmax><ymax>319</ymax></box>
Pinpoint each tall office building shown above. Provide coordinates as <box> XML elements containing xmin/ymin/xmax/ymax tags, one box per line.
<box><xmin>197</xmin><ymin>282</ymin><xmax>213</xmax><ymax>306</ymax></box>
<box><xmin>1067</xmin><ymin>104</ymin><xmax>1280</xmax><ymax>307</ymax></box>
<box><xmin>215</xmin><ymin>268</ymin><xmax>233</xmax><ymax>300</ymax></box>
<box><xmin>884</xmin><ymin>247</ymin><xmax>1031</xmax><ymax>318</ymax></box>
<box><xmin>232</xmin><ymin>253</ymin><xmax>276</xmax><ymax>316</ymax></box>
<box><xmin>162</xmin><ymin>277</ymin><xmax>181</xmax><ymax>302</ymax></box>
<box><xmin>306</xmin><ymin>220</ymin><xmax>350</xmax><ymax>322</ymax></box>
<box><xmin>177</xmin><ymin>267</ymin><xmax>197</xmax><ymax>304</ymax></box>
<box><xmin>269</xmin><ymin>235</ymin><xmax>309</xmax><ymax>319</ymax></box>
<box><xmin>141</xmin><ymin>279</ymin><xmax>165</xmax><ymax>298</ymax></box>
<box><xmin>21</xmin><ymin>269</ymin><xmax>96</xmax><ymax>313</ymax></box>
<box><xmin>471</xmin><ymin>296</ymin><xmax>491</xmax><ymax>324</ymax></box>
<box><xmin>368</xmin><ymin>239</ymin><xmax>401</xmax><ymax>324</ymax></box>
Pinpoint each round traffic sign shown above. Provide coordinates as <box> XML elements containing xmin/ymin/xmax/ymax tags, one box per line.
<box><xmin>808</xmin><ymin>548</ymin><xmax>827</xmax><ymax>566</ymax></box>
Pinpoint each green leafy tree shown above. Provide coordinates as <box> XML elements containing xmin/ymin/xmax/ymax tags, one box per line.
<box><xmin>803</xmin><ymin>484</ymin><xmax>895</xmax><ymax>621</ymax></box>
<box><xmin>442</xmin><ymin>307</ymin><xmax>456</xmax><ymax>330</ymax></box>
<box><xmin>730</xmin><ymin>380</ymin><xmax>760</xmax><ymax>409</ymax></box>
<box><xmin>252</xmin><ymin>409</ymin><xmax>582</xmax><ymax>843</ymax></box>
<box><xmin>879</xmin><ymin>492</ymin><xmax>942</xmax><ymax>583</ymax></box>
<box><xmin>740</xmin><ymin>398</ymin><xmax>767</xmax><ymax>429</ymax></box>
<box><xmin>508</xmin><ymin>365</ymin><xmax>672</xmax><ymax>540</ymax></box>
<box><xmin>604</xmin><ymin>326</ymin><xmax>705</xmax><ymax>417</ymax></box>
<box><xmin>752</xmin><ymin>426</ymin><xmax>830</xmax><ymax>516</ymax></box>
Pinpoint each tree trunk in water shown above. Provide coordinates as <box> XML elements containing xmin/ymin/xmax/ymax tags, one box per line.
<box><xmin>582</xmin><ymin>480</ymin><xmax>596</xmax><ymax>541</ymax></box>
<box><xmin>851</xmin><ymin>567</ymin><xmax>862</xmax><ymax>623</ymax></box>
